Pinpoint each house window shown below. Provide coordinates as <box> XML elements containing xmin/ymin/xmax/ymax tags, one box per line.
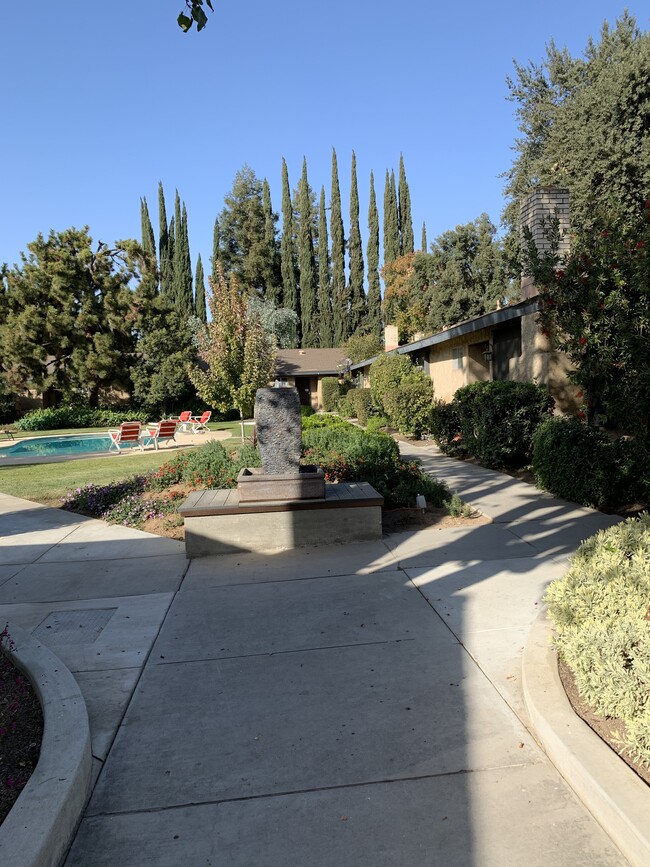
<box><xmin>452</xmin><ymin>347</ymin><xmax>464</xmax><ymax>370</ymax></box>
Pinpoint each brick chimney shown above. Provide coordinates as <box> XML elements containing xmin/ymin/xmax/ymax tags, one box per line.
<box><xmin>520</xmin><ymin>187</ymin><xmax>570</xmax><ymax>299</ymax></box>
<box><xmin>384</xmin><ymin>324</ymin><xmax>399</xmax><ymax>352</ymax></box>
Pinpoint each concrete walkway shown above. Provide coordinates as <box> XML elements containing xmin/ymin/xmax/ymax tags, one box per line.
<box><xmin>0</xmin><ymin>445</ymin><xmax>631</xmax><ymax>865</ymax></box>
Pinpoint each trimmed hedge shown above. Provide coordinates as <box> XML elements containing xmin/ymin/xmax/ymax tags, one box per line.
<box><xmin>532</xmin><ymin>417</ymin><xmax>646</xmax><ymax>509</ymax></box>
<box><xmin>545</xmin><ymin>514</ymin><xmax>650</xmax><ymax>767</ymax></box>
<box><xmin>369</xmin><ymin>353</ymin><xmax>433</xmax><ymax>436</ymax></box>
<box><xmin>321</xmin><ymin>377</ymin><xmax>342</xmax><ymax>413</ymax></box>
<box><xmin>431</xmin><ymin>381</ymin><xmax>554</xmax><ymax>469</ymax></box>
<box><xmin>301</xmin><ymin>426</ymin><xmax>449</xmax><ymax>508</ymax></box>
<box><xmin>14</xmin><ymin>406</ymin><xmax>149</xmax><ymax>431</ymax></box>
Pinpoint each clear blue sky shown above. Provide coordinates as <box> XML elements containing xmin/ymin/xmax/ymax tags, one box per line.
<box><xmin>1</xmin><ymin>2</ymin><xmax>646</xmax><ymax>278</ymax></box>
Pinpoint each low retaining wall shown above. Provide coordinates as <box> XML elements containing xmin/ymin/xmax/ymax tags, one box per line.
<box><xmin>181</xmin><ymin>482</ymin><xmax>384</xmax><ymax>556</ymax></box>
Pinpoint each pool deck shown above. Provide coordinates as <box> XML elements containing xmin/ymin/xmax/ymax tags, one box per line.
<box><xmin>0</xmin><ymin>429</ymin><xmax>233</xmax><ymax>466</ymax></box>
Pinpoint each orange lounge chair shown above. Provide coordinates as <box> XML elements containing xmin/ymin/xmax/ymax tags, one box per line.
<box><xmin>108</xmin><ymin>421</ymin><xmax>143</xmax><ymax>453</ymax></box>
<box><xmin>191</xmin><ymin>411</ymin><xmax>211</xmax><ymax>433</ymax></box>
<box><xmin>142</xmin><ymin>419</ymin><xmax>179</xmax><ymax>450</ymax></box>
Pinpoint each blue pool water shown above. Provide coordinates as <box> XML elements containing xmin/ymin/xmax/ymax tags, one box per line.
<box><xmin>0</xmin><ymin>434</ymin><xmax>117</xmax><ymax>458</ymax></box>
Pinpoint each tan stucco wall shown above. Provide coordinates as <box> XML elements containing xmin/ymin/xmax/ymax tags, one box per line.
<box><xmin>512</xmin><ymin>311</ymin><xmax>579</xmax><ymax>414</ymax></box>
<box><xmin>429</xmin><ymin>327</ymin><xmax>492</xmax><ymax>401</ymax></box>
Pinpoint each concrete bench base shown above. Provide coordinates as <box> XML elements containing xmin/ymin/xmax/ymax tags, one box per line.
<box><xmin>181</xmin><ymin>482</ymin><xmax>384</xmax><ymax>557</ymax></box>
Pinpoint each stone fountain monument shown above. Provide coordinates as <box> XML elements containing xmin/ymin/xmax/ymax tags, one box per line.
<box><xmin>181</xmin><ymin>387</ymin><xmax>383</xmax><ymax>557</ymax></box>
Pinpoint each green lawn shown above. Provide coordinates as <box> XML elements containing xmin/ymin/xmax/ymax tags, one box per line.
<box><xmin>0</xmin><ymin>420</ymin><xmax>249</xmax><ymax>505</ymax></box>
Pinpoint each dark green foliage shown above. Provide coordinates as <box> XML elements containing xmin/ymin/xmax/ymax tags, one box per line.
<box><xmin>218</xmin><ymin>165</ymin><xmax>277</xmax><ymax>297</ymax></box>
<box><xmin>504</xmin><ymin>12</ymin><xmax>650</xmax><ymax>234</ymax></box>
<box><xmin>435</xmin><ymin>381</ymin><xmax>554</xmax><ymax>469</ymax></box>
<box><xmin>391</xmin><ymin>377</ymin><xmax>434</xmax><ymax>438</ymax></box>
<box><xmin>300</xmin><ymin>404</ymin><xmax>315</xmax><ymax>418</ymax></box>
<box><xmin>398</xmin><ymin>154</ymin><xmax>414</xmax><ymax>255</ymax></box>
<box><xmin>330</xmin><ymin>149</ymin><xmax>348</xmax><ymax>346</ymax></box>
<box><xmin>161</xmin><ymin>440</ymin><xmax>262</xmax><ymax>489</ymax></box>
<box><xmin>158</xmin><ymin>182</ymin><xmax>172</xmax><ymax>298</ymax></box>
<box><xmin>318</xmin><ymin>187</ymin><xmax>333</xmax><ymax>347</ymax></box>
<box><xmin>369</xmin><ymin>353</ymin><xmax>434</xmax><ymax>436</ymax></box>
<box><xmin>429</xmin><ymin>401</ymin><xmax>464</xmax><ymax>456</ymax></box>
<box><xmin>262</xmin><ymin>178</ymin><xmax>281</xmax><ymax>304</ymax></box>
<box><xmin>140</xmin><ymin>197</ymin><xmax>157</xmax><ymax>278</ymax></box>
<box><xmin>344</xmin><ymin>331</ymin><xmax>384</xmax><ymax>364</ymax></box>
<box><xmin>14</xmin><ymin>406</ymin><xmax>148</xmax><ymax>431</ymax></box>
<box><xmin>366</xmin><ymin>172</ymin><xmax>382</xmax><ymax>339</ymax></box>
<box><xmin>532</xmin><ymin>417</ymin><xmax>647</xmax><ymax>508</ymax></box>
<box><xmin>194</xmin><ymin>254</ymin><xmax>206</xmax><ymax>323</ymax></box>
<box><xmin>524</xmin><ymin>203</ymin><xmax>650</xmax><ymax>445</ymax></box>
<box><xmin>302</xmin><ymin>426</ymin><xmax>448</xmax><ymax>508</ymax></box>
<box><xmin>297</xmin><ymin>158</ymin><xmax>318</xmax><ymax>347</ymax></box>
<box><xmin>0</xmin><ymin>229</ymin><xmax>139</xmax><ymax>406</ymax></box>
<box><xmin>301</xmin><ymin>412</ymin><xmax>354</xmax><ymax>432</ymax></box>
<box><xmin>320</xmin><ymin>377</ymin><xmax>342</xmax><ymax>412</ymax></box>
<box><xmin>280</xmin><ymin>159</ymin><xmax>298</xmax><ymax>337</ymax></box>
<box><xmin>177</xmin><ymin>0</ymin><xmax>213</xmax><ymax>32</ymax></box>
<box><xmin>383</xmin><ymin>169</ymin><xmax>400</xmax><ymax>265</ymax></box>
<box><xmin>421</xmin><ymin>222</ymin><xmax>427</xmax><ymax>253</ymax></box>
<box><xmin>347</xmin><ymin>388</ymin><xmax>373</xmax><ymax>425</ymax></box>
<box><xmin>348</xmin><ymin>152</ymin><xmax>366</xmax><ymax>335</ymax></box>
<box><xmin>369</xmin><ymin>353</ymin><xmax>414</xmax><ymax>417</ymax></box>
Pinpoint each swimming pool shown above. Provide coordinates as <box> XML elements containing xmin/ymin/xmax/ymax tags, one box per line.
<box><xmin>0</xmin><ymin>434</ymin><xmax>118</xmax><ymax>459</ymax></box>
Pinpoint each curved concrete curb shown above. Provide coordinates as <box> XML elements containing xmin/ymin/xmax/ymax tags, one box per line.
<box><xmin>523</xmin><ymin>608</ymin><xmax>650</xmax><ymax>867</ymax></box>
<box><xmin>0</xmin><ymin>623</ymin><xmax>91</xmax><ymax>867</ymax></box>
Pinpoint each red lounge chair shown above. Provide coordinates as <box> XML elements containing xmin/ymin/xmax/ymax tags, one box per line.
<box><xmin>191</xmin><ymin>411</ymin><xmax>211</xmax><ymax>433</ymax></box>
<box><xmin>174</xmin><ymin>410</ymin><xmax>193</xmax><ymax>432</ymax></box>
<box><xmin>107</xmin><ymin>422</ymin><xmax>143</xmax><ymax>453</ymax></box>
<box><xmin>142</xmin><ymin>420</ymin><xmax>179</xmax><ymax>450</ymax></box>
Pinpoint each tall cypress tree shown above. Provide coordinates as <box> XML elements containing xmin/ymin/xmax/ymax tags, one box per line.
<box><xmin>140</xmin><ymin>197</ymin><xmax>156</xmax><ymax>264</ymax></box>
<box><xmin>366</xmin><ymin>171</ymin><xmax>382</xmax><ymax>339</ymax></box>
<box><xmin>383</xmin><ymin>170</ymin><xmax>400</xmax><ymax>264</ymax></box>
<box><xmin>348</xmin><ymin>151</ymin><xmax>366</xmax><ymax>335</ymax></box>
<box><xmin>167</xmin><ymin>214</ymin><xmax>175</xmax><ymax>302</ymax></box>
<box><xmin>194</xmin><ymin>253</ymin><xmax>206</xmax><ymax>323</ymax></box>
<box><xmin>330</xmin><ymin>148</ymin><xmax>348</xmax><ymax>346</ymax></box>
<box><xmin>398</xmin><ymin>154</ymin><xmax>414</xmax><ymax>254</ymax></box>
<box><xmin>158</xmin><ymin>182</ymin><xmax>172</xmax><ymax>298</ymax></box>
<box><xmin>297</xmin><ymin>158</ymin><xmax>318</xmax><ymax>348</ymax></box>
<box><xmin>262</xmin><ymin>178</ymin><xmax>281</xmax><ymax>304</ymax></box>
<box><xmin>180</xmin><ymin>203</ymin><xmax>194</xmax><ymax>316</ymax></box>
<box><xmin>421</xmin><ymin>222</ymin><xmax>428</xmax><ymax>253</ymax></box>
<box><xmin>171</xmin><ymin>190</ymin><xmax>183</xmax><ymax>310</ymax></box>
<box><xmin>280</xmin><ymin>158</ymin><xmax>299</xmax><ymax>340</ymax></box>
<box><xmin>318</xmin><ymin>186</ymin><xmax>333</xmax><ymax>347</ymax></box>
<box><xmin>211</xmin><ymin>217</ymin><xmax>220</xmax><ymax>283</ymax></box>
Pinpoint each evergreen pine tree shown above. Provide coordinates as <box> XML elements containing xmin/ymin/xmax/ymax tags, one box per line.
<box><xmin>398</xmin><ymin>154</ymin><xmax>414</xmax><ymax>254</ymax></box>
<box><xmin>280</xmin><ymin>158</ymin><xmax>299</xmax><ymax>342</ymax></box>
<box><xmin>262</xmin><ymin>178</ymin><xmax>281</xmax><ymax>304</ymax></box>
<box><xmin>158</xmin><ymin>182</ymin><xmax>172</xmax><ymax>298</ymax></box>
<box><xmin>297</xmin><ymin>158</ymin><xmax>318</xmax><ymax>348</ymax></box>
<box><xmin>383</xmin><ymin>170</ymin><xmax>400</xmax><ymax>264</ymax></box>
<box><xmin>318</xmin><ymin>186</ymin><xmax>333</xmax><ymax>347</ymax></box>
<box><xmin>211</xmin><ymin>217</ymin><xmax>220</xmax><ymax>282</ymax></box>
<box><xmin>421</xmin><ymin>222</ymin><xmax>428</xmax><ymax>252</ymax></box>
<box><xmin>330</xmin><ymin>148</ymin><xmax>348</xmax><ymax>346</ymax></box>
<box><xmin>194</xmin><ymin>253</ymin><xmax>207</xmax><ymax>323</ymax></box>
<box><xmin>348</xmin><ymin>151</ymin><xmax>366</xmax><ymax>335</ymax></box>
<box><xmin>366</xmin><ymin>171</ymin><xmax>382</xmax><ymax>339</ymax></box>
